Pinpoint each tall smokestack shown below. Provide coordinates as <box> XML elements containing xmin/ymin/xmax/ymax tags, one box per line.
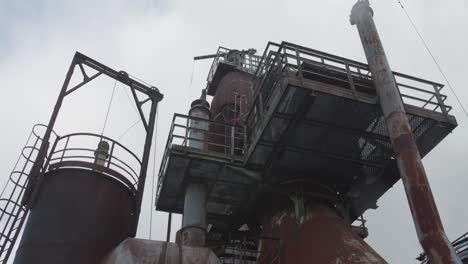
<box><xmin>350</xmin><ymin>1</ymin><xmax>461</xmax><ymax>263</ymax></box>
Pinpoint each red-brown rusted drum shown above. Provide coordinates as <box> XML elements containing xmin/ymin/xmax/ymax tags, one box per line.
<box><xmin>208</xmin><ymin>71</ymin><xmax>253</xmax><ymax>154</ymax></box>
<box><xmin>258</xmin><ymin>203</ymin><xmax>387</xmax><ymax>264</ymax></box>
<box><xmin>13</xmin><ymin>168</ymin><xmax>135</xmax><ymax>264</ymax></box>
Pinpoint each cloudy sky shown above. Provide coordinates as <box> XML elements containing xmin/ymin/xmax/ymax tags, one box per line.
<box><xmin>0</xmin><ymin>0</ymin><xmax>467</xmax><ymax>263</ymax></box>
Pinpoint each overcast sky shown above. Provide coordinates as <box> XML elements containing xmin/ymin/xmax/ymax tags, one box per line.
<box><xmin>0</xmin><ymin>0</ymin><xmax>467</xmax><ymax>263</ymax></box>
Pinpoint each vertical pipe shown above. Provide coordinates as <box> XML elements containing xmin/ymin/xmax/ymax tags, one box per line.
<box><xmin>166</xmin><ymin>212</ymin><xmax>172</xmax><ymax>242</ymax></box>
<box><xmin>181</xmin><ymin>99</ymin><xmax>211</xmax><ymax>247</ymax></box>
<box><xmin>350</xmin><ymin>1</ymin><xmax>461</xmax><ymax>263</ymax></box>
<box><xmin>181</xmin><ymin>183</ymin><xmax>207</xmax><ymax>246</ymax></box>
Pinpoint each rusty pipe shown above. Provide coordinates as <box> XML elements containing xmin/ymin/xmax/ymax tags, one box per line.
<box><xmin>350</xmin><ymin>1</ymin><xmax>461</xmax><ymax>263</ymax></box>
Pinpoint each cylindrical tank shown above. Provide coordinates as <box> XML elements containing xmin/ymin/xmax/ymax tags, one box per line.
<box><xmin>208</xmin><ymin>71</ymin><xmax>254</xmax><ymax>154</ymax></box>
<box><xmin>188</xmin><ymin>99</ymin><xmax>211</xmax><ymax>150</ymax></box>
<box><xmin>258</xmin><ymin>202</ymin><xmax>386</xmax><ymax>264</ymax></box>
<box><xmin>14</xmin><ymin>168</ymin><xmax>135</xmax><ymax>264</ymax></box>
<box><xmin>210</xmin><ymin>71</ymin><xmax>253</xmax><ymax>126</ymax></box>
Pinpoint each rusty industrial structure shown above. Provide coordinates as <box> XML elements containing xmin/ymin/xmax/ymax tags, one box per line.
<box><xmin>0</xmin><ymin>0</ymin><xmax>465</xmax><ymax>263</ymax></box>
<box><xmin>0</xmin><ymin>53</ymin><xmax>163</xmax><ymax>263</ymax></box>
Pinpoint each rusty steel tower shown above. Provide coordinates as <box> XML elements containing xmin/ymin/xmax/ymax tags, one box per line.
<box><xmin>155</xmin><ymin>1</ymin><xmax>460</xmax><ymax>263</ymax></box>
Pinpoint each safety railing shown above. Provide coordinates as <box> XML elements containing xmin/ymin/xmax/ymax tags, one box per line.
<box><xmin>246</xmin><ymin>41</ymin><xmax>453</xmax><ymax>133</ymax></box>
<box><xmin>44</xmin><ymin>133</ymin><xmax>142</xmax><ymax>194</ymax></box>
<box><xmin>220</xmin><ymin>246</ymin><xmax>259</xmax><ymax>264</ymax></box>
<box><xmin>157</xmin><ymin>114</ymin><xmax>246</xmax><ymax>197</ymax></box>
<box><xmin>207</xmin><ymin>47</ymin><xmax>262</xmax><ymax>85</ymax></box>
<box><xmin>0</xmin><ymin>124</ymin><xmax>57</xmax><ymax>264</ymax></box>
<box><xmin>453</xmin><ymin>232</ymin><xmax>468</xmax><ymax>261</ymax></box>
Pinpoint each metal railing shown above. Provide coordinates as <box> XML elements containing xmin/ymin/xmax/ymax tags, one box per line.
<box><xmin>246</xmin><ymin>41</ymin><xmax>452</xmax><ymax>132</ymax></box>
<box><xmin>207</xmin><ymin>47</ymin><xmax>262</xmax><ymax>85</ymax></box>
<box><xmin>157</xmin><ymin>114</ymin><xmax>246</xmax><ymax>198</ymax></box>
<box><xmin>453</xmin><ymin>232</ymin><xmax>468</xmax><ymax>261</ymax></box>
<box><xmin>0</xmin><ymin>124</ymin><xmax>57</xmax><ymax>264</ymax></box>
<box><xmin>44</xmin><ymin>133</ymin><xmax>142</xmax><ymax>194</ymax></box>
<box><xmin>220</xmin><ymin>246</ymin><xmax>259</xmax><ymax>264</ymax></box>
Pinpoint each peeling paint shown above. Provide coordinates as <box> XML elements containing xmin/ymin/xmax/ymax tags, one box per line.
<box><xmin>102</xmin><ymin>238</ymin><xmax>221</xmax><ymax>264</ymax></box>
<box><xmin>258</xmin><ymin>203</ymin><xmax>387</xmax><ymax>264</ymax></box>
<box><xmin>351</xmin><ymin>1</ymin><xmax>461</xmax><ymax>263</ymax></box>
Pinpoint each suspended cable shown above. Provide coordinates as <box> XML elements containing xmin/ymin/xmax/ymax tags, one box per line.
<box><xmin>149</xmin><ymin>109</ymin><xmax>159</xmax><ymax>240</ymax></box>
<box><xmin>116</xmin><ymin>119</ymin><xmax>141</xmax><ymax>141</ymax></box>
<box><xmin>122</xmin><ymin>83</ymin><xmax>141</xmax><ymax>117</ymax></box>
<box><xmin>187</xmin><ymin>60</ymin><xmax>195</xmax><ymax>105</ymax></box>
<box><xmin>101</xmin><ymin>80</ymin><xmax>118</xmax><ymax>136</ymax></box>
<box><xmin>115</xmin><ymin>83</ymin><xmax>145</xmax><ymax>142</ymax></box>
<box><xmin>398</xmin><ymin>0</ymin><xmax>468</xmax><ymax>119</ymax></box>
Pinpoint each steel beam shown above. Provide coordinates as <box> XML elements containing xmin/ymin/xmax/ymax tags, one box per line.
<box><xmin>350</xmin><ymin>1</ymin><xmax>461</xmax><ymax>263</ymax></box>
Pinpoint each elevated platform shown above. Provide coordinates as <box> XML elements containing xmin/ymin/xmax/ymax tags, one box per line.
<box><xmin>156</xmin><ymin>41</ymin><xmax>457</xmax><ymax>252</ymax></box>
<box><xmin>244</xmin><ymin>42</ymin><xmax>456</xmax><ymax>219</ymax></box>
<box><xmin>156</xmin><ymin>114</ymin><xmax>261</xmax><ymax>237</ymax></box>
<box><xmin>206</xmin><ymin>47</ymin><xmax>261</xmax><ymax>96</ymax></box>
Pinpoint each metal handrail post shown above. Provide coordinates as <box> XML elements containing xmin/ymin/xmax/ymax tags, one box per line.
<box><xmin>433</xmin><ymin>84</ymin><xmax>449</xmax><ymax>117</ymax></box>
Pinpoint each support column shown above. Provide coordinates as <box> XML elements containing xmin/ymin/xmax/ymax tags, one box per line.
<box><xmin>350</xmin><ymin>1</ymin><xmax>461</xmax><ymax>263</ymax></box>
<box><xmin>180</xmin><ymin>98</ymin><xmax>210</xmax><ymax>247</ymax></box>
<box><xmin>182</xmin><ymin>183</ymin><xmax>207</xmax><ymax>247</ymax></box>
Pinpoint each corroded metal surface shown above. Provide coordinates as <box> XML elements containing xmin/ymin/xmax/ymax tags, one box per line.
<box><xmin>258</xmin><ymin>203</ymin><xmax>386</xmax><ymax>264</ymax></box>
<box><xmin>350</xmin><ymin>1</ymin><xmax>461</xmax><ymax>263</ymax></box>
<box><xmin>209</xmin><ymin>71</ymin><xmax>253</xmax><ymax>154</ymax></box>
<box><xmin>103</xmin><ymin>238</ymin><xmax>221</xmax><ymax>264</ymax></box>
<box><xmin>14</xmin><ymin>168</ymin><xmax>135</xmax><ymax>264</ymax></box>
<box><xmin>210</xmin><ymin>71</ymin><xmax>253</xmax><ymax>126</ymax></box>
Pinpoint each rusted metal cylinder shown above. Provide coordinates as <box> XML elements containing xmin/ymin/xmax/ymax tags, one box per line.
<box><xmin>210</xmin><ymin>71</ymin><xmax>253</xmax><ymax>126</ymax></box>
<box><xmin>350</xmin><ymin>1</ymin><xmax>461</xmax><ymax>263</ymax></box>
<box><xmin>13</xmin><ymin>168</ymin><xmax>135</xmax><ymax>264</ymax></box>
<box><xmin>258</xmin><ymin>202</ymin><xmax>386</xmax><ymax>263</ymax></box>
<box><xmin>208</xmin><ymin>71</ymin><xmax>253</xmax><ymax>154</ymax></box>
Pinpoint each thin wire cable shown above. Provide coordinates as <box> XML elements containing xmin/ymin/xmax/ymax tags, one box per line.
<box><xmin>101</xmin><ymin>80</ymin><xmax>118</xmax><ymax>136</ymax></box>
<box><xmin>187</xmin><ymin>60</ymin><xmax>195</xmax><ymax>106</ymax></box>
<box><xmin>149</xmin><ymin>109</ymin><xmax>159</xmax><ymax>239</ymax></box>
<box><xmin>116</xmin><ymin>119</ymin><xmax>141</xmax><ymax>141</ymax></box>
<box><xmin>398</xmin><ymin>0</ymin><xmax>468</xmax><ymax>119</ymax></box>
<box><xmin>115</xmin><ymin>83</ymin><xmax>144</xmax><ymax>142</ymax></box>
<box><xmin>122</xmin><ymin>83</ymin><xmax>141</xmax><ymax>117</ymax></box>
